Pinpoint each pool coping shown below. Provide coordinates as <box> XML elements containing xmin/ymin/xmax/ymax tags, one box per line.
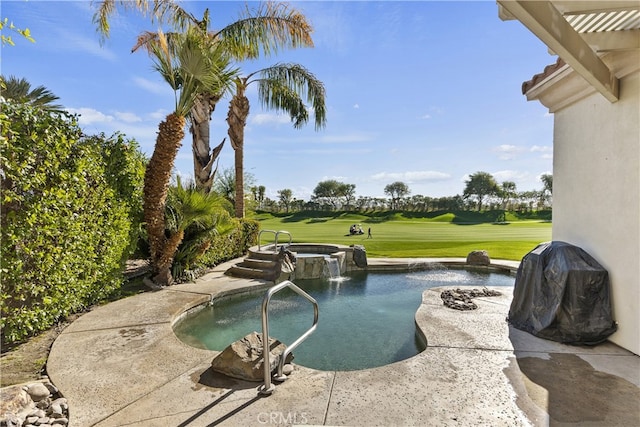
<box><xmin>46</xmin><ymin>257</ymin><xmax>640</xmax><ymax>427</ymax></box>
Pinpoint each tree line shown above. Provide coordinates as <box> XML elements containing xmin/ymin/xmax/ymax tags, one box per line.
<box><xmin>254</xmin><ymin>172</ymin><xmax>553</xmax><ymax>213</ymax></box>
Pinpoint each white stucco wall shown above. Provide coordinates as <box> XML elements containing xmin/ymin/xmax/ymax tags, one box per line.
<box><xmin>552</xmin><ymin>71</ymin><xmax>640</xmax><ymax>355</ymax></box>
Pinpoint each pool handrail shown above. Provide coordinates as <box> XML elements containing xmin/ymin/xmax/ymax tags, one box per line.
<box><xmin>257</xmin><ymin>229</ymin><xmax>292</xmax><ymax>252</ymax></box>
<box><xmin>258</xmin><ymin>280</ymin><xmax>319</xmax><ymax>395</ymax></box>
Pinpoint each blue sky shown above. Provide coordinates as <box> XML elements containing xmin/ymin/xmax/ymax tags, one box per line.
<box><xmin>2</xmin><ymin>0</ymin><xmax>554</xmax><ymax>201</ymax></box>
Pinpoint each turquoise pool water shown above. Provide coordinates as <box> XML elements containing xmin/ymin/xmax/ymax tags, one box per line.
<box><xmin>173</xmin><ymin>269</ymin><xmax>514</xmax><ymax>371</ymax></box>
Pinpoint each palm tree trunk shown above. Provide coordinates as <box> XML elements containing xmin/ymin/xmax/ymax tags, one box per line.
<box><xmin>227</xmin><ymin>86</ymin><xmax>250</xmax><ymax>218</ymax></box>
<box><xmin>190</xmin><ymin>93</ymin><xmax>224</xmax><ymax>193</ymax></box>
<box><xmin>155</xmin><ymin>229</ymin><xmax>185</xmax><ymax>286</ymax></box>
<box><xmin>143</xmin><ymin>112</ymin><xmax>186</xmax><ymax>286</ymax></box>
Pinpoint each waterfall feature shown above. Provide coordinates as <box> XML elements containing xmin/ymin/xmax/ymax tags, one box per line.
<box><xmin>323</xmin><ymin>257</ymin><xmax>342</xmax><ymax>280</ymax></box>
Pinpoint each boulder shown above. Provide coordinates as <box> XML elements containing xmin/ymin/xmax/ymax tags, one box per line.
<box><xmin>211</xmin><ymin>332</ymin><xmax>293</xmax><ymax>382</ymax></box>
<box><xmin>352</xmin><ymin>245</ymin><xmax>368</xmax><ymax>268</ymax></box>
<box><xmin>0</xmin><ymin>385</ymin><xmax>35</xmax><ymax>427</ymax></box>
<box><xmin>466</xmin><ymin>250</ymin><xmax>490</xmax><ymax>266</ymax></box>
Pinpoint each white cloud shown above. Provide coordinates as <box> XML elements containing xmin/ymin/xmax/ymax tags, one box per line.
<box><xmin>250</xmin><ymin>113</ymin><xmax>292</xmax><ymax>126</ymax></box>
<box><xmin>531</xmin><ymin>145</ymin><xmax>553</xmax><ymax>160</ymax></box>
<box><xmin>371</xmin><ymin>171</ymin><xmax>451</xmax><ymax>183</ymax></box>
<box><xmin>493</xmin><ymin>144</ymin><xmax>524</xmax><ymax>160</ymax></box>
<box><xmin>421</xmin><ymin>114</ymin><xmax>431</xmax><ymax>119</ymax></box>
<box><xmin>67</xmin><ymin>107</ymin><xmax>114</xmax><ymax>125</ymax></box>
<box><xmin>114</xmin><ymin>111</ymin><xmax>142</xmax><ymax>123</ymax></box>
<box><xmin>530</xmin><ymin>145</ymin><xmax>552</xmax><ymax>152</ymax></box>
<box><xmin>353</xmin><ymin>103</ymin><xmax>360</xmax><ymax>109</ymax></box>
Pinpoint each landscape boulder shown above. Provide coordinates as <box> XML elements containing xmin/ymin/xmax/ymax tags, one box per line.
<box><xmin>211</xmin><ymin>332</ymin><xmax>293</xmax><ymax>382</ymax></box>
<box><xmin>466</xmin><ymin>250</ymin><xmax>490</xmax><ymax>266</ymax></box>
<box><xmin>352</xmin><ymin>245</ymin><xmax>368</xmax><ymax>268</ymax></box>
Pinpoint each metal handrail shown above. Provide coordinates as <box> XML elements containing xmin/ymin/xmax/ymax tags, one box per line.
<box><xmin>258</xmin><ymin>280</ymin><xmax>319</xmax><ymax>395</ymax></box>
<box><xmin>257</xmin><ymin>229</ymin><xmax>276</xmax><ymax>251</ymax></box>
<box><xmin>257</xmin><ymin>229</ymin><xmax>292</xmax><ymax>252</ymax></box>
<box><xmin>275</xmin><ymin>230</ymin><xmax>292</xmax><ymax>250</ymax></box>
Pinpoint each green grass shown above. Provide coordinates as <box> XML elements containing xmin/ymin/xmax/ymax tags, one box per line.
<box><xmin>252</xmin><ymin>211</ymin><xmax>551</xmax><ymax>261</ymax></box>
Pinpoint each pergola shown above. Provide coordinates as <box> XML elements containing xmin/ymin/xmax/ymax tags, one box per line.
<box><xmin>498</xmin><ymin>0</ymin><xmax>640</xmax><ymax>103</ymax></box>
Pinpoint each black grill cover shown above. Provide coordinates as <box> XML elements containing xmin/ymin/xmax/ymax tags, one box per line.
<box><xmin>508</xmin><ymin>241</ymin><xmax>617</xmax><ymax>345</ymax></box>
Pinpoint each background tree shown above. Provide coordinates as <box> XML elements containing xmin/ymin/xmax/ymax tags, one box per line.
<box><xmin>212</xmin><ymin>166</ymin><xmax>256</xmax><ymax>210</ymax></box>
<box><xmin>227</xmin><ymin>63</ymin><xmax>327</xmax><ymax>218</ymax></box>
<box><xmin>463</xmin><ymin>171</ymin><xmax>499</xmax><ymax>211</ymax></box>
<box><xmin>312</xmin><ymin>180</ymin><xmax>346</xmax><ymax>210</ymax></box>
<box><xmin>1</xmin><ymin>76</ymin><xmax>64</xmax><ymax>113</ymax></box>
<box><xmin>257</xmin><ymin>185</ymin><xmax>266</xmax><ymax>209</ymax></box>
<box><xmin>500</xmin><ymin>181</ymin><xmax>517</xmax><ymax>210</ymax></box>
<box><xmin>277</xmin><ymin>188</ymin><xmax>293</xmax><ymax>212</ymax></box>
<box><xmin>540</xmin><ymin>173</ymin><xmax>553</xmax><ymax>206</ymax></box>
<box><xmin>341</xmin><ymin>183</ymin><xmax>356</xmax><ymax>210</ymax></box>
<box><xmin>384</xmin><ymin>181</ymin><xmax>410</xmax><ymax>210</ymax></box>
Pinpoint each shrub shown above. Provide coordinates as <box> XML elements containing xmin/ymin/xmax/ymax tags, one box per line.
<box><xmin>0</xmin><ymin>102</ymin><xmax>145</xmax><ymax>344</ymax></box>
<box><xmin>198</xmin><ymin>217</ymin><xmax>259</xmax><ymax>268</ymax></box>
<box><xmin>166</xmin><ymin>178</ymin><xmax>235</xmax><ymax>282</ymax></box>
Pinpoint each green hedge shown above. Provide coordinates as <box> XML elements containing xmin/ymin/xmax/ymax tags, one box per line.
<box><xmin>199</xmin><ymin>218</ymin><xmax>259</xmax><ymax>268</ymax></box>
<box><xmin>0</xmin><ymin>102</ymin><xmax>146</xmax><ymax>344</ymax></box>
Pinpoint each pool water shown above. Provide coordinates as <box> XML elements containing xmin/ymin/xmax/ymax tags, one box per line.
<box><xmin>173</xmin><ymin>269</ymin><xmax>514</xmax><ymax>371</ymax></box>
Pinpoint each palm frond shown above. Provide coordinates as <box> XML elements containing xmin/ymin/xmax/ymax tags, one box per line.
<box><xmin>152</xmin><ymin>1</ymin><xmax>197</xmax><ymax>32</ymax></box>
<box><xmin>1</xmin><ymin>75</ymin><xmax>64</xmax><ymax>113</ymax></box>
<box><xmin>93</xmin><ymin>0</ymin><xmax>151</xmax><ymax>42</ymax></box>
<box><xmin>255</xmin><ymin>63</ymin><xmax>327</xmax><ymax>130</ymax></box>
<box><xmin>215</xmin><ymin>2</ymin><xmax>314</xmax><ymax>60</ymax></box>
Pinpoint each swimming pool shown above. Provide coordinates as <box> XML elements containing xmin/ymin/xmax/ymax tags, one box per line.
<box><xmin>173</xmin><ymin>269</ymin><xmax>514</xmax><ymax>371</ymax></box>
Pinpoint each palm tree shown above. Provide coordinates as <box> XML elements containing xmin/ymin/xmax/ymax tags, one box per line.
<box><xmin>227</xmin><ymin>63</ymin><xmax>327</xmax><ymax>218</ymax></box>
<box><xmin>165</xmin><ymin>176</ymin><xmax>233</xmax><ymax>280</ymax></box>
<box><xmin>143</xmin><ymin>28</ymin><xmax>234</xmax><ymax>285</ymax></box>
<box><xmin>131</xmin><ymin>2</ymin><xmax>315</xmax><ymax>193</ymax></box>
<box><xmin>0</xmin><ymin>75</ymin><xmax>64</xmax><ymax>113</ymax></box>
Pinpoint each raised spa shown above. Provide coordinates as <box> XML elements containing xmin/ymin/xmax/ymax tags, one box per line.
<box><xmin>173</xmin><ymin>268</ymin><xmax>514</xmax><ymax>371</ymax></box>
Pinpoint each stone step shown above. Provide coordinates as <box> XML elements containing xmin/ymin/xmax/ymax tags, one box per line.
<box><xmin>238</xmin><ymin>258</ymin><xmax>278</xmax><ymax>270</ymax></box>
<box><xmin>226</xmin><ymin>265</ymin><xmax>275</xmax><ymax>281</ymax></box>
<box><xmin>247</xmin><ymin>249</ymin><xmax>280</xmax><ymax>261</ymax></box>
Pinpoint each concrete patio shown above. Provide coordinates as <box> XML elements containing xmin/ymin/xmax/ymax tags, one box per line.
<box><xmin>47</xmin><ymin>258</ymin><xmax>640</xmax><ymax>426</ymax></box>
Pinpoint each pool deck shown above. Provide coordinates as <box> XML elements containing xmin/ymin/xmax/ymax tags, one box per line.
<box><xmin>47</xmin><ymin>257</ymin><xmax>640</xmax><ymax>427</ymax></box>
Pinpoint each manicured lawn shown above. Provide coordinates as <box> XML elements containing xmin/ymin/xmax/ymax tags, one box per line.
<box><xmin>252</xmin><ymin>212</ymin><xmax>551</xmax><ymax>261</ymax></box>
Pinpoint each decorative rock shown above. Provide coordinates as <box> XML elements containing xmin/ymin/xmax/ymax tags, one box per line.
<box><xmin>36</xmin><ymin>398</ymin><xmax>51</xmax><ymax>409</ymax></box>
<box><xmin>44</xmin><ymin>384</ymin><xmax>58</xmax><ymax>395</ymax></box>
<box><xmin>352</xmin><ymin>245</ymin><xmax>368</xmax><ymax>268</ymax></box>
<box><xmin>49</xmin><ymin>403</ymin><xmax>63</xmax><ymax>416</ymax></box>
<box><xmin>441</xmin><ymin>288</ymin><xmax>502</xmax><ymax>310</ymax></box>
<box><xmin>0</xmin><ymin>381</ymin><xmax>68</xmax><ymax>427</ymax></box>
<box><xmin>211</xmin><ymin>332</ymin><xmax>293</xmax><ymax>382</ymax></box>
<box><xmin>0</xmin><ymin>385</ymin><xmax>34</xmax><ymax>426</ymax></box>
<box><xmin>50</xmin><ymin>398</ymin><xmax>67</xmax><ymax>411</ymax></box>
<box><xmin>26</xmin><ymin>383</ymin><xmax>51</xmax><ymax>402</ymax></box>
<box><xmin>28</xmin><ymin>409</ymin><xmax>45</xmax><ymax>418</ymax></box>
<box><xmin>466</xmin><ymin>250</ymin><xmax>490</xmax><ymax>266</ymax></box>
<box><xmin>282</xmin><ymin>364</ymin><xmax>294</xmax><ymax>375</ymax></box>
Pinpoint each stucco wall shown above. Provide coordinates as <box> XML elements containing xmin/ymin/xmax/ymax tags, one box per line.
<box><xmin>552</xmin><ymin>71</ymin><xmax>639</xmax><ymax>355</ymax></box>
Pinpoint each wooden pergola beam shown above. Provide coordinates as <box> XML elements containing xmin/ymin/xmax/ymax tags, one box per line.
<box><xmin>498</xmin><ymin>0</ymin><xmax>619</xmax><ymax>102</ymax></box>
